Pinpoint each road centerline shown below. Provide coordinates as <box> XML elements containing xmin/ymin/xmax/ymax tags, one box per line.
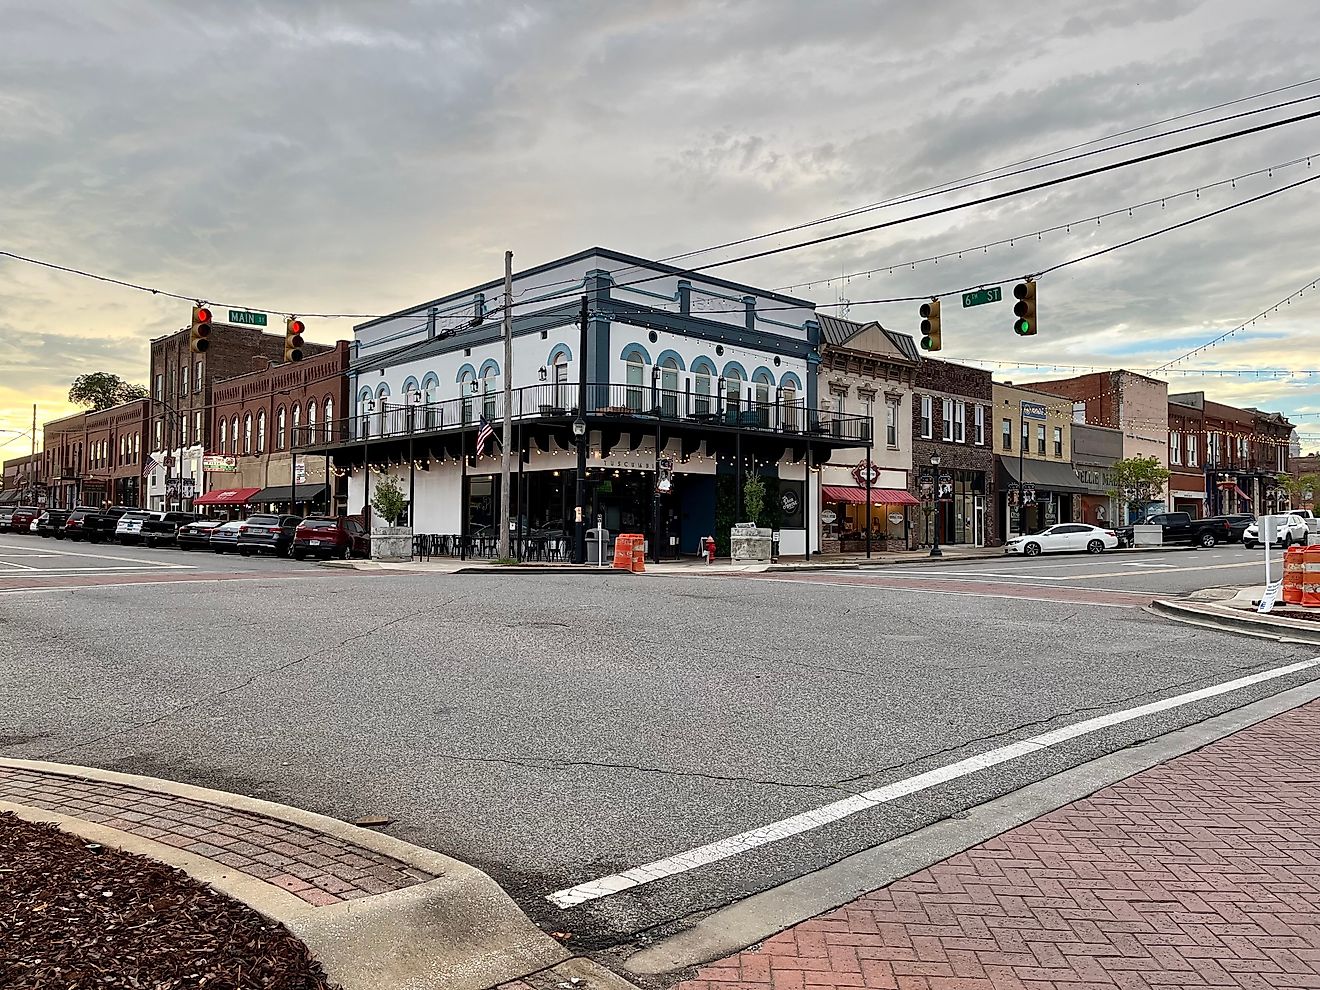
<box><xmin>545</xmin><ymin>656</ymin><xmax>1320</xmax><ymax>909</ymax></box>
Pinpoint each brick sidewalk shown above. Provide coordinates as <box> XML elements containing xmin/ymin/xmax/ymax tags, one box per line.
<box><xmin>0</xmin><ymin>765</ymin><xmax>432</xmax><ymax>906</ymax></box>
<box><xmin>675</xmin><ymin>701</ymin><xmax>1320</xmax><ymax>990</ymax></box>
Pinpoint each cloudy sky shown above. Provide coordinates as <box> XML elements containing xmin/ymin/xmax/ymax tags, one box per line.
<box><xmin>3</xmin><ymin>0</ymin><xmax>1320</xmax><ymax>456</ymax></box>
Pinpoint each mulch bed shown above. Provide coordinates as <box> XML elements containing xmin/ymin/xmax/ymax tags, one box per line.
<box><xmin>0</xmin><ymin>812</ymin><xmax>340</xmax><ymax>989</ymax></box>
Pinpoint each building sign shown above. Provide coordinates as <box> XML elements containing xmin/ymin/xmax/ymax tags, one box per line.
<box><xmin>166</xmin><ymin>479</ymin><xmax>197</xmax><ymax>499</ymax></box>
<box><xmin>1074</xmin><ymin>467</ymin><xmax>1116</xmax><ymax>490</ymax></box>
<box><xmin>820</xmin><ymin>509</ymin><xmax>837</xmax><ymax>525</ymax></box>
<box><xmin>780</xmin><ymin>480</ymin><xmax>804</xmax><ymax>528</ymax></box>
<box><xmin>1021</xmin><ymin>401</ymin><xmax>1048</xmax><ymax>421</ymax></box>
<box><xmin>294</xmin><ymin>460</ymin><xmax>308</xmax><ymax>484</ymax></box>
<box><xmin>202</xmin><ymin>454</ymin><xmax>239</xmax><ymax>473</ymax></box>
<box><xmin>850</xmin><ymin>460</ymin><xmax>882</xmax><ymax>486</ymax></box>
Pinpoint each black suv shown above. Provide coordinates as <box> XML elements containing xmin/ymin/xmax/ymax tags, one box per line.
<box><xmin>35</xmin><ymin>509</ymin><xmax>71</xmax><ymax>538</ymax></box>
<box><xmin>237</xmin><ymin>514</ymin><xmax>302</xmax><ymax>557</ymax></box>
<box><xmin>142</xmin><ymin>511</ymin><xmax>199</xmax><ymax>548</ymax></box>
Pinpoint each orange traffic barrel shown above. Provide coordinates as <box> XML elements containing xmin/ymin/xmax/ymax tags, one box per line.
<box><xmin>1303</xmin><ymin>545</ymin><xmax>1320</xmax><ymax>608</ymax></box>
<box><xmin>630</xmin><ymin>539</ymin><xmax>646</xmax><ymax>573</ymax></box>
<box><xmin>1283</xmin><ymin>545</ymin><xmax>1306</xmax><ymax>605</ymax></box>
<box><xmin>612</xmin><ymin>534</ymin><xmax>636</xmax><ymax>569</ymax></box>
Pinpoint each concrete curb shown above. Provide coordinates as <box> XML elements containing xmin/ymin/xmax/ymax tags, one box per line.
<box><xmin>0</xmin><ymin>758</ymin><xmax>581</xmax><ymax>990</ymax></box>
<box><xmin>1150</xmin><ymin>599</ymin><xmax>1320</xmax><ymax>645</ymax></box>
<box><xmin>623</xmin><ymin>676</ymin><xmax>1320</xmax><ymax>979</ymax></box>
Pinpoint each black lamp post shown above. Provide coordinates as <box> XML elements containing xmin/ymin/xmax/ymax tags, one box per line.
<box><xmin>929</xmin><ymin>455</ymin><xmax>943</xmax><ymax>557</ymax></box>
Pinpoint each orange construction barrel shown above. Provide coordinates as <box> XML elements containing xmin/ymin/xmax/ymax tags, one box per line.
<box><xmin>1302</xmin><ymin>546</ymin><xmax>1320</xmax><ymax>608</ymax></box>
<box><xmin>630</xmin><ymin>539</ymin><xmax>646</xmax><ymax>573</ymax></box>
<box><xmin>612</xmin><ymin>534</ymin><xmax>636</xmax><ymax>569</ymax></box>
<box><xmin>1283</xmin><ymin>545</ymin><xmax>1306</xmax><ymax>605</ymax></box>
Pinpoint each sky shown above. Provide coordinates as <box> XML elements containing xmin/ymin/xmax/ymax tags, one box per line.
<box><xmin>3</xmin><ymin>0</ymin><xmax>1320</xmax><ymax>458</ymax></box>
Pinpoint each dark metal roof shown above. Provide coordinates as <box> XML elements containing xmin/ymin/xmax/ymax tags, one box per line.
<box><xmin>817</xmin><ymin>314</ymin><xmax>920</xmax><ymax>363</ymax></box>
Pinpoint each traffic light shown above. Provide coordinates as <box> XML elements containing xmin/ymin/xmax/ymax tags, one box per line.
<box><xmin>284</xmin><ymin>317</ymin><xmax>305</xmax><ymax>362</ymax></box>
<box><xmin>919</xmin><ymin>299</ymin><xmax>942</xmax><ymax>351</ymax></box>
<box><xmin>1013</xmin><ymin>280</ymin><xmax>1037</xmax><ymax>336</ymax></box>
<box><xmin>189</xmin><ymin>305</ymin><xmax>212</xmax><ymax>353</ymax></box>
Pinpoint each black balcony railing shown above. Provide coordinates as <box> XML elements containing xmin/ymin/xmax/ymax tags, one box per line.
<box><xmin>292</xmin><ymin>382</ymin><xmax>872</xmax><ymax>449</ymax></box>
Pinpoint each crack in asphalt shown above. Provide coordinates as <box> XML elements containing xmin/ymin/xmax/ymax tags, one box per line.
<box><xmin>42</xmin><ymin>595</ymin><xmax>469</xmax><ymax>759</ymax></box>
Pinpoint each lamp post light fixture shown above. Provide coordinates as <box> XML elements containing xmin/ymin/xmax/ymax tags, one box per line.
<box><xmin>929</xmin><ymin>455</ymin><xmax>943</xmax><ymax>558</ymax></box>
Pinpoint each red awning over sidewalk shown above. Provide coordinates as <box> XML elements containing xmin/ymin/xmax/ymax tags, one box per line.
<box><xmin>822</xmin><ymin>485</ymin><xmax>920</xmax><ymax>506</ymax></box>
<box><xmin>192</xmin><ymin>486</ymin><xmax>261</xmax><ymax>506</ymax></box>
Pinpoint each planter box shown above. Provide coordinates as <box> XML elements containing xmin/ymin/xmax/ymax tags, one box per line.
<box><xmin>730</xmin><ymin>524</ymin><xmax>773</xmax><ymax>562</ymax></box>
<box><xmin>372</xmin><ymin>525</ymin><xmax>414</xmax><ymax>562</ymax></box>
<box><xmin>1132</xmin><ymin>524</ymin><xmax>1164</xmax><ymax>547</ymax></box>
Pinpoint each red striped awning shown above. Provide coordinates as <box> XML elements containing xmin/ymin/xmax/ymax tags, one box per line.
<box><xmin>192</xmin><ymin>486</ymin><xmax>261</xmax><ymax>506</ymax></box>
<box><xmin>822</xmin><ymin>485</ymin><xmax>920</xmax><ymax>506</ymax></box>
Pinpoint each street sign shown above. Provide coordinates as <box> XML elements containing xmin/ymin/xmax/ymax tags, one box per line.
<box><xmin>1021</xmin><ymin>401</ymin><xmax>1047</xmax><ymax>421</ymax></box>
<box><xmin>961</xmin><ymin>286</ymin><xmax>1002</xmax><ymax>308</ymax></box>
<box><xmin>228</xmin><ymin>310</ymin><xmax>268</xmax><ymax>327</ymax></box>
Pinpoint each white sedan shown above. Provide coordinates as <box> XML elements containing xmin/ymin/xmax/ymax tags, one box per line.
<box><xmin>1004</xmin><ymin>523</ymin><xmax>1119</xmax><ymax>557</ymax></box>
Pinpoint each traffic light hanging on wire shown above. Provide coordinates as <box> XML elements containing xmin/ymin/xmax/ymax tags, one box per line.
<box><xmin>190</xmin><ymin>305</ymin><xmax>213</xmax><ymax>353</ymax></box>
<box><xmin>1013</xmin><ymin>280</ymin><xmax>1037</xmax><ymax>336</ymax></box>
<box><xmin>919</xmin><ymin>299</ymin><xmax>942</xmax><ymax>351</ymax></box>
<box><xmin>284</xmin><ymin>317</ymin><xmax>306</xmax><ymax>362</ymax></box>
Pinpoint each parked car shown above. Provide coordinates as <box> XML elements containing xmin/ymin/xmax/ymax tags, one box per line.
<box><xmin>1214</xmin><ymin>513</ymin><xmax>1255</xmax><ymax>543</ymax></box>
<box><xmin>209</xmin><ymin>520</ymin><xmax>244</xmax><ymax>553</ymax></box>
<box><xmin>10</xmin><ymin>505</ymin><xmax>41</xmax><ymax>533</ymax></box>
<box><xmin>1115</xmin><ymin>511</ymin><xmax>1233</xmax><ymax>548</ymax></box>
<box><xmin>0</xmin><ymin>507</ymin><xmax>14</xmax><ymax>530</ymax></box>
<box><xmin>35</xmin><ymin>509</ymin><xmax>70</xmax><ymax>538</ymax></box>
<box><xmin>1004</xmin><ymin>523</ymin><xmax>1119</xmax><ymax>557</ymax></box>
<box><xmin>292</xmin><ymin>516</ymin><xmax>369</xmax><ymax>560</ymax></box>
<box><xmin>142</xmin><ymin>511</ymin><xmax>199</xmax><ymax>548</ymax></box>
<box><xmin>63</xmin><ymin>506</ymin><xmax>105</xmax><ymax>542</ymax></box>
<box><xmin>237</xmin><ymin>514</ymin><xmax>301</xmax><ymax>557</ymax></box>
<box><xmin>177</xmin><ymin>519</ymin><xmax>224</xmax><ymax>551</ymax></box>
<box><xmin>1242</xmin><ymin>514</ymin><xmax>1310</xmax><ymax>549</ymax></box>
<box><xmin>115</xmin><ymin>510</ymin><xmax>155</xmax><ymax>544</ymax></box>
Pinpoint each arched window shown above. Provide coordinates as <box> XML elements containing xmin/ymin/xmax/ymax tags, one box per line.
<box><xmin>552</xmin><ymin>353</ymin><xmax>570</xmax><ymax>410</ymax></box>
<box><xmin>133</xmin><ymin>433</ymin><xmax>140</xmax><ymax>460</ymax></box>
<box><xmin>459</xmin><ymin>371</ymin><xmax>475</xmax><ymax>423</ymax></box>
<box><xmin>230</xmin><ymin>416</ymin><xmax>240</xmax><ymax>455</ymax></box>
<box><xmin>323</xmin><ymin>397</ymin><xmax>334</xmax><ymax>440</ymax></box>
<box><xmin>692</xmin><ymin>359</ymin><xmax>715</xmax><ymax>416</ymax></box>
<box><xmin>307</xmin><ymin>400</ymin><xmax>318</xmax><ymax>442</ymax></box>
<box><xmin>625</xmin><ymin>357</ymin><xmax>645</xmax><ymax>411</ymax></box>
<box><xmin>723</xmin><ymin>369</ymin><xmax>743</xmax><ymax>415</ymax></box>
<box><xmin>781</xmin><ymin>381</ymin><xmax>799</xmax><ymax>432</ymax></box>
<box><xmin>659</xmin><ymin>356</ymin><xmax>680</xmax><ymax>417</ymax></box>
<box><xmin>243</xmin><ymin>413</ymin><xmax>253</xmax><ymax>454</ymax></box>
<box><xmin>752</xmin><ymin>370</ymin><xmax>774</xmax><ymax>428</ymax></box>
<box><xmin>423</xmin><ymin>377</ymin><xmax>438</xmax><ymax>429</ymax></box>
<box><xmin>291</xmin><ymin>404</ymin><xmax>301</xmax><ymax>448</ymax></box>
<box><xmin>219</xmin><ymin>418</ymin><xmax>228</xmax><ymax>452</ymax></box>
<box><xmin>481</xmin><ymin>365</ymin><xmax>497</xmax><ymax>420</ymax></box>
<box><xmin>256</xmin><ymin>410</ymin><xmax>267</xmax><ymax>453</ymax></box>
<box><xmin>276</xmin><ymin>407</ymin><xmax>286</xmax><ymax>450</ymax></box>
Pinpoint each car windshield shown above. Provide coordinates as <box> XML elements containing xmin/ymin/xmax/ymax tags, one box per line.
<box><xmin>300</xmin><ymin>519</ymin><xmax>338</xmax><ymax>530</ymax></box>
<box><xmin>246</xmin><ymin>515</ymin><xmax>279</xmax><ymax>525</ymax></box>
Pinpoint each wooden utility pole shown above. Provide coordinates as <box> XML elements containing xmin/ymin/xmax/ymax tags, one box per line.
<box><xmin>499</xmin><ymin>250</ymin><xmax>514</xmax><ymax>559</ymax></box>
<box><xmin>30</xmin><ymin>403</ymin><xmax>37</xmax><ymax>504</ymax></box>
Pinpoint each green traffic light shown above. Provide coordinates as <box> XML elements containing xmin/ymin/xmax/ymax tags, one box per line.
<box><xmin>921</xmin><ymin>336</ymin><xmax>934</xmax><ymax>350</ymax></box>
<box><xmin>1014</xmin><ymin>320</ymin><xmax>1031</xmax><ymax>336</ymax></box>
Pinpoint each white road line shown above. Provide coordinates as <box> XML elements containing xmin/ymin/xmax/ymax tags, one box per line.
<box><xmin>746</xmin><ymin>575</ymin><xmax>1140</xmax><ymax>607</ymax></box>
<box><xmin>0</xmin><ymin>565</ymin><xmax>198</xmax><ymax>575</ymax></box>
<box><xmin>1121</xmin><ymin>562</ymin><xmax>1176</xmax><ymax>568</ymax></box>
<box><xmin>0</xmin><ymin>559</ymin><xmax>37</xmax><ymax>570</ymax></box>
<box><xmin>0</xmin><ymin>542</ymin><xmax>189</xmax><ymax>567</ymax></box>
<box><xmin>882</xmin><ymin>569</ymin><xmax>1068</xmax><ymax>581</ymax></box>
<box><xmin>545</xmin><ymin>656</ymin><xmax>1320</xmax><ymax>909</ymax></box>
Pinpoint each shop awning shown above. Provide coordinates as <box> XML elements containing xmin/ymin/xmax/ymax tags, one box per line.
<box><xmin>249</xmin><ymin>484</ymin><xmax>328</xmax><ymax>504</ymax></box>
<box><xmin>998</xmin><ymin>458</ymin><xmax>1091</xmax><ymax>494</ymax></box>
<box><xmin>1233</xmin><ymin>484</ymin><xmax>1251</xmax><ymax>500</ymax></box>
<box><xmin>822</xmin><ymin>485</ymin><xmax>920</xmax><ymax>506</ymax></box>
<box><xmin>193</xmin><ymin>486</ymin><xmax>262</xmax><ymax>506</ymax></box>
<box><xmin>0</xmin><ymin>490</ymin><xmax>18</xmax><ymax>504</ymax></box>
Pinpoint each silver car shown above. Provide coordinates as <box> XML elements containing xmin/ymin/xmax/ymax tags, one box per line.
<box><xmin>1242</xmin><ymin>514</ymin><xmax>1310</xmax><ymax>549</ymax></box>
<box><xmin>115</xmin><ymin>510</ymin><xmax>156</xmax><ymax>545</ymax></box>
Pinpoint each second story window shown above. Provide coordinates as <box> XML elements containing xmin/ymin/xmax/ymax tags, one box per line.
<box><xmin>1170</xmin><ymin>432</ymin><xmax>1182</xmax><ymax>465</ymax></box>
<box><xmin>1188</xmin><ymin>434</ymin><xmax>1198</xmax><ymax>466</ymax></box>
<box><xmin>1036</xmin><ymin>424</ymin><xmax>1046</xmax><ymax>455</ymax></box>
<box><xmin>974</xmin><ymin>405</ymin><xmax>985</xmax><ymax>445</ymax></box>
<box><xmin>885</xmin><ymin>396</ymin><xmax>899</xmax><ymax>448</ymax></box>
<box><xmin>920</xmin><ymin>395</ymin><xmax>932</xmax><ymax>439</ymax></box>
<box><xmin>1053</xmin><ymin>426</ymin><xmax>1063</xmax><ymax>458</ymax></box>
<box><xmin>953</xmin><ymin>401</ymin><xmax>966</xmax><ymax>443</ymax></box>
<box><xmin>941</xmin><ymin>398</ymin><xmax>953</xmax><ymax>441</ymax></box>
<box><xmin>1002</xmin><ymin>418</ymin><xmax>1012</xmax><ymax>451</ymax></box>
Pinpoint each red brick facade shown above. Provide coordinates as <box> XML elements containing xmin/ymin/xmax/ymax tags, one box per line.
<box><xmin>911</xmin><ymin>358</ymin><xmax>996</xmax><ymax>546</ymax></box>
<box><xmin>42</xmin><ymin>399</ymin><xmax>151</xmax><ymax>508</ymax></box>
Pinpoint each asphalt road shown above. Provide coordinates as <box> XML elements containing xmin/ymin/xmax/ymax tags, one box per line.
<box><xmin>0</xmin><ymin>535</ymin><xmax>1310</xmax><ymax>948</ymax></box>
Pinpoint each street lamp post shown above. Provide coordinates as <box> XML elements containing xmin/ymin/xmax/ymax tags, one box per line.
<box><xmin>929</xmin><ymin>455</ymin><xmax>943</xmax><ymax>558</ymax></box>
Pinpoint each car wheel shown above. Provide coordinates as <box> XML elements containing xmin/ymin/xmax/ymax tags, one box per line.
<box><xmin>338</xmin><ymin>545</ymin><xmax>351</xmax><ymax>560</ymax></box>
<box><xmin>178</xmin><ymin>543</ymin><xmax>190</xmax><ymax>551</ymax></box>
<box><xmin>292</xmin><ymin>549</ymin><xmax>306</xmax><ymax>561</ymax></box>
<box><xmin>1023</xmin><ymin>542</ymin><xmax>1042</xmax><ymax>557</ymax></box>
<box><xmin>1087</xmin><ymin>539</ymin><xmax>1105</xmax><ymax>554</ymax></box>
<box><xmin>1243</xmin><ymin>540</ymin><xmax>1256</xmax><ymax>550</ymax></box>
<box><xmin>239</xmin><ymin>547</ymin><xmax>251</xmax><ymax>557</ymax></box>
<box><xmin>1199</xmin><ymin>532</ymin><xmax>1217</xmax><ymax>548</ymax></box>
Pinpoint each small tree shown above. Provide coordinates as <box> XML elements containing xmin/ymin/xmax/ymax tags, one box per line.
<box><xmin>370</xmin><ymin>475</ymin><xmax>408</xmax><ymax>527</ymax></box>
<box><xmin>68</xmin><ymin>372</ymin><xmax>149</xmax><ymax>411</ymax></box>
<box><xmin>1278</xmin><ymin>471</ymin><xmax>1320</xmax><ymax>509</ymax></box>
<box><xmin>743</xmin><ymin>475</ymin><xmax>766</xmax><ymax>525</ymax></box>
<box><xmin>1107</xmin><ymin>455</ymin><xmax>1171</xmax><ymax>523</ymax></box>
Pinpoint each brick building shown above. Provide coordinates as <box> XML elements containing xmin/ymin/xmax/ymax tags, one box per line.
<box><xmin>1166</xmin><ymin>398</ymin><xmax>1206</xmax><ymax>516</ymax></box>
<box><xmin>1169</xmin><ymin>392</ymin><xmax>1293</xmax><ymax>515</ymax></box>
<box><xmin>992</xmin><ymin>382</ymin><xmax>1083</xmax><ymax>538</ymax></box>
<box><xmin>815</xmin><ymin>315</ymin><xmax>920</xmax><ymax>550</ymax></box>
<box><xmin>147</xmin><ymin>322</ymin><xmax>332</xmax><ymax>510</ymax></box>
<box><xmin>42</xmin><ymin>399</ymin><xmax>151</xmax><ymax>508</ymax></box>
<box><xmin>203</xmin><ymin>341</ymin><xmax>351</xmax><ymax>516</ymax></box>
<box><xmin>911</xmin><ymin>357</ymin><xmax>995</xmax><ymax>547</ymax></box>
<box><xmin>1</xmin><ymin>453</ymin><xmax>43</xmax><ymax>505</ymax></box>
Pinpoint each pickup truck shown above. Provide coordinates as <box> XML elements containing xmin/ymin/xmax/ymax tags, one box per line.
<box><xmin>65</xmin><ymin>504</ymin><xmax>134</xmax><ymax>543</ymax></box>
<box><xmin>1117</xmin><ymin>511</ymin><xmax>1235</xmax><ymax>548</ymax></box>
<box><xmin>142</xmin><ymin>511</ymin><xmax>199</xmax><ymax>548</ymax></box>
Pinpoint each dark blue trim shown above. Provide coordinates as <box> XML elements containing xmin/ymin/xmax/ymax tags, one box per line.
<box><xmin>546</xmin><ymin>342</ymin><xmax>573</xmax><ymax>365</ymax></box>
<box><xmin>655</xmin><ymin>348</ymin><xmax>686</xmax><ymax>370</ymax></box>
<box><xmin>721</xmin><ymin>360</ymin><xmax>747</xmax><ymax>380</ymax></box>
<box><xmin>478</xmin><ymin>358</ymin><xmax>501</xmax><ymax>378</ymax></box>
<box><xmin>375</xmin><ymin>382</ymin><xmax>391</xmax><ymax>397</ymax></box>
<box><xmin>779</xmin><ymin>370</ymin><xmax>804</xmax><ymax>389</ymax></box>
<box><xmin>690</xmin><ymin>356</ymin><xmax>717</xmax><ymax>376</ymax></box>
<box><xmin>402</xmin><ymin>376</ymin><xmax>420</xmax><ymax>393</ymax></box>
<box><xmin>620</xmin><ymin>342</ymin><xmax>653</xmax><ymax>365</ymax></box>
<box><xmin>600</xmin><ymin>300</ymin><xmax>813</xmax><ymax>359</ymax></box>
<box><xmin>455</xmin><ymin>362</ymin><xmax>477</xmax><ymax>383</ymax></box>
<box><xmin>420</xmin><ymin>372</ymin><xmax>440</xmax><ymax>390</ymax></box>
<box><xmin>587</xmin><ymin>269</ymin><xmax>612</xmax><ymax>390</ymax></box>
<box><xmin>751</xmin><ymin>366</ymin><xmax>775</xmax><ymax>385</ymax></box>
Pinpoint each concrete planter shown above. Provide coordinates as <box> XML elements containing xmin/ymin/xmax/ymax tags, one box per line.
<box><xmin>730</xmin><ymin>524</ymin><xmax>773</xmax><ymax>562</ymax></box>
<box><xmin>372</xmin><ymin>525</ymin><xmax>414</xmax><ymax>562</ymax></box>
<box><xmin>1132</xmin><ymin>524</ymin><xmax>1164</xmax><ymax>547</ymax></box>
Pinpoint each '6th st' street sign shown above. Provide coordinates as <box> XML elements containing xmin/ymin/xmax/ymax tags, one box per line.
<box><xmin>961</xmin><ymin>286</ymin><xmax>1002</xmax><ymax>308</ymax></box>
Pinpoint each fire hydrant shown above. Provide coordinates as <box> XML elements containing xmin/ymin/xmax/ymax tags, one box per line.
<box><xmin>703</xmin><ymin>536</ymin><xmax>716</xmax><ymax>564</ymax></box>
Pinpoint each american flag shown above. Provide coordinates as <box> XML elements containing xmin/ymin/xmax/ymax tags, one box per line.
<box><xmin>476</xmin><ymin>414</ymin><xmax>497</xmax><ymax>456</ymax></box>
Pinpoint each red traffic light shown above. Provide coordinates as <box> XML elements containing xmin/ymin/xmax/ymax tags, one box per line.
<box><xmin>287</xmin><ymin>319</ymin><xmax>305</xmax><ymax>336</ymax></box>
<box><xmin>196</xmin><ymin>307</ymin><xmax>212</xmax><ymax>323</ymax></box>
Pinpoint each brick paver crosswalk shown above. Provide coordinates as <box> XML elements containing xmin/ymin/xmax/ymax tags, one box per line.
<box><xmin>674</xmin><ymin>700</ymin><xmax>1320</xmax><ymax>990</ymax></box>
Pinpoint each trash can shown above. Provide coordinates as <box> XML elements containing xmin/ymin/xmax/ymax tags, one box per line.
<box><xmin>586</xmin><ymin>527</ymin><xmax>612</xmax><ymax>564</ymax></box>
